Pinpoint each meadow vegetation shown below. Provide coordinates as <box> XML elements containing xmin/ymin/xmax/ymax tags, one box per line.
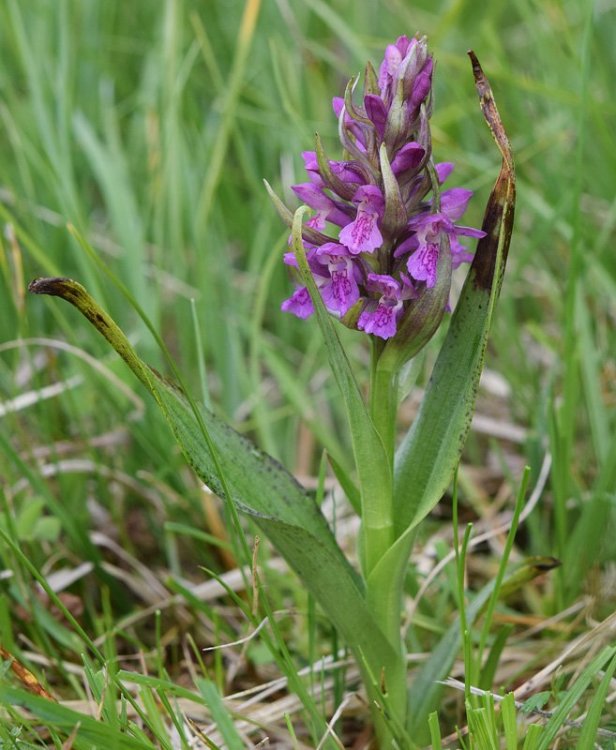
<box><xmin>0</xmin><ymin>0</ymin><xmax>614</xmax><ymax>747</ymax></box>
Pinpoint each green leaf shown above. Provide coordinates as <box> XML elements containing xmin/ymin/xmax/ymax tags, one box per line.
<box><xmin>27</xmin><ymin>277</ymin><xmax>401</xmax><ymax>714</ymax></box>
<box><xmin>408</xmin><ymin>583</ymin><xmax>494</xmax><ymax>739</ymax></box>
<box><xmin>576</xmin><ymin>650</ymin><xmax>616</xmax><ymax>748</ymax></box>
<box><xmin>521</xmin><ymin>723</ymin><xmax>544</xmax><ymax>749</ymax></box>
<box><xmin>428</xmin><ymin>711</ymin><xmax>443</xmax><ymax>750</ymax></box>
<box><xmin>520</xmin><ymin>692</ymin><xmax>551</xmax><ymax>714</ymax></box>
<box><xmin>479</xmin><ymin>625</ymin><xmax>514</xmax><ymax>690</ymax></box>
<box><xmin>196</xmin><ymin>679</ymin><xmax>245</xmax><ymax>750</ymax></box>
<box><xmin>501</xmin><ymin>692</ymin><xmax>518</xmax><ymax>750</ymax></box>
<box><xmin>32</xmin><ymin>515</ymin><xmax>62</xmax><ymax>542</ymax></box>
<box><xmin>393</xmin><ymin>52</ymin><xmax>516</xmax><ymax>535</ymax></box>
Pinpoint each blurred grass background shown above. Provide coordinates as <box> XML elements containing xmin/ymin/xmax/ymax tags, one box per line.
<box><xmin>1</xmin><ymin>0</ymin><xmax>615</xmax><ymax>745</ymax></box>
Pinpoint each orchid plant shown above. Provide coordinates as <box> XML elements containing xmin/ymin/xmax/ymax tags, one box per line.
<box><xmin>29</xmin><ymin>37</ymin><xmax>515</xmax><ymax>749</ymax></box>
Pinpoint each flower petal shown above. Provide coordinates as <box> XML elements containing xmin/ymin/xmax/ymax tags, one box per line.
<box><xmin>391</xmin><ymin>142</ymin><xmax>425</xmax><ymax>175</ymax></box>
<box><xmin>364</xmin><ymin>94</ymin><xmax>388</xmax><ymax>140</ymax></box>
<box><xmin>441</xmin><ymin>188</ymin><xmax>473</xmax><ymax>221</ymax></box>
<box><xmin>407</xmin><ymin>242</ymin><xmax>439</xmax><ymax>287</ymax></box>
<box><xmin>281</xmin><ymin>287</ymin><xmax>314</xmax><ymax>319</ymax></box>
<box><xmin>358</xmin><ymin>300</ymin><xmax>399</xmax><ymax>339</ymax></box>
<box><xmin>339</xmin><ymin>213</ymin><xmax>382</xmax><ymax>254</ymax></box>
<box><xmin>435</xmin><ymin>162</ymin><xmax>454</xmax><ymax>183</ymax></box>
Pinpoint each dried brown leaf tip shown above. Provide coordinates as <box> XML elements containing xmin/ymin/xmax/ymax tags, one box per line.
<box><xmin>0</xmin><ymin>645</ymin><xmax>55</xmax><ymax>701</ymax></box>
<box><xmin>467</xmin><ymin>51</ymin><xmax>516</xmax><ymax>293</ymax></box>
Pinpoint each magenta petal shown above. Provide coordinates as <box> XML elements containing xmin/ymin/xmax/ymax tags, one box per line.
<box><xmin>391</xmin><ymin>142</ymin><xmax>425</xmax><ymax>174</ymax></box>
<box><xmin>321</xmin><ymin>270</ymin><xmax>359</xmax><ymax>315</ymax></box>
<box><xmin>399</xmin><ymin>272</ymin><xmax>419</xmax><ymax>299</ymax></box>
<box><xmin>394</xmin><ymin>35</ymin><xmax>412</xmax><ymax>57</ymax></box>
<box><xmin>407</xmin><ymin>243</ymin><xmax>439</xmax><ymax>287</ymax></box>
<box><xmin>281</xmin><ymin>287</ymin><xmax>314</xmax><ymax>319</ymax></box>
<box><xmin>379</xmin><ymin>44</ymin><xmax>403</xmax><ymax>87</ymax></box>
<box><xmin>364</xmin><ymin>94</ymin><xmax>387</xmax><ymax>139</ymax></box>
<box><xmin>455</xmin><ymin>225</ymin><xmax>486</xmax><ymax>239</ymax></box>
<box><xmin>302</xmin><ymin>151</ymin><xmax>319</xmax><ymax>171</ymax></box>
<box><xmin>353</xmin><ymin>183</ymin><xmax>384</xmax><ymax>209</ymax></box>
<box><xmin>332</xmin><ymin>96</ymin><xmax>345</xmax><ymax>118</ymax></box>
<box><xmin>306</xmin><ymin>210</ymin><xmax>328</xmax><ymax>231</ymax></box>
<box><xmin>410</xmin><ymin>70</ymin><xmax>432</xmax><ymax>109</ymax></box>
<box><xmin>451</xmin><ymin>238</ymin><xmax>474</xmax><ymax>269</ymax></box>
<box><xmin>435</xmin><ymin>162</ymin><xmax>455</xmax><ymax>183</ymax></box>
<box><xmin>393</xmin><ymin>234</ymin><xmax>418</xmax><ymax>257</ymax></box>
<box><xmin>365</xmin><ymin>272</ymin><xmax>400</xmax><ymax>298</ymax></box>
<box><xmin>283</xmin><ymin>251</ymin><xmax>298</xmax><ymax>267</ymax></box>
<box><xmin>330</xmin><ymin>161</ymin><xmax>366</xmax><ymax>185</ymax></box>
<box><xmin>315</xmin><ymin>241</ymin><xmax>348</xmax><ymax>258</ymax></box>
<box><xmin>441</xmin><ymin>188</ymin><xmax>473</xmax><ymax>220</ymax></box>
<box><xmin>358</xmin><ymin>301</ymin><xmax>398</xmax><ymax>339</ymax></box>
<box><xmin>339</xmin><ymin>213</ymin><xmax>383</xmax><ymax>254</ymax></box>
<box><xmin>292</xmin><ymin>183</ymin><xmax>331</xmax><ymax>210</ymax></box>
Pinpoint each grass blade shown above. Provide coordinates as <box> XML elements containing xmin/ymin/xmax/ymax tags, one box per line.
<box><xmin>576</xmin><ymin>650</ymin><xmax>616</xmax><ymax>747</ymax></box>
<box><xmin>536</xmin><ymin>645</ymin><xmax>616</xmax><ymax>750</ymax></box>
<box><xmin>196</xmin><ymin>679</ymin><xmax>245</xmax><ymax>750</ymax></box>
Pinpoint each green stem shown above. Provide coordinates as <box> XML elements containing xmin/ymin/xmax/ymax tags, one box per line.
<box><xmin>364</xmin><ymin>343</ymin><xmax>412</xmax><ymax>747</ymax></box>
<box><xmin>358</xmin><ymin>344</ymin><xmax>398</xmax><ymax>576</ymax></box>
<box><xmin>370</xmin><ymin>341</ymin><xmax>399</xmax><ymax>465</ymax></box>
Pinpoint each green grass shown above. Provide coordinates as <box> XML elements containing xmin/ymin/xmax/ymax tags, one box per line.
<box><xmin>1</xmin><ymin>0</ymin><xmax>615</xmax><ymax>747</ymax></box>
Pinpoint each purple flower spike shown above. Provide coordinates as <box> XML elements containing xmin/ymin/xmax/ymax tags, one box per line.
<box><xmin>339</xmin><ymin>185</ymin><xmax>384</xmax><ymax>254</ymax></box>
<box><xmin>274</xmin><ymin>34</ymin><xmax>485</xmax><ymax>354</ymax></box>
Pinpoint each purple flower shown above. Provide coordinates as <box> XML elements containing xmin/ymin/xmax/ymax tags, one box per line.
<box><xmin>406</xmin><ymin>236</ymin><xmax>440</xmax><ymax>287</ymax></box>
<box><xmin>435</xmin><ymin>162</ymin><xmax>455</xmax><ymax>183</ymax></box>
<box><xmin>364</xmin><ymin>94</ymin><xmax>388</xmax><ymax>140</ymax></box>
<box><xmin>281</xmin><ymin>286</ymin><xmax>314</xmax><ymax>319</ymax></box>
<box><xmin>399</xmin><ymin>183</ymin><xmax>486</xmax><ymax>288</ymax></box>
<box><xmin>282</xmin><ymin>242</ymin><xmax>360</xmax><ymax>318</ymax></box>
<box><xmin>391</xmin><ymin>142</ymin><xmax>425</xmax><ymax>175</ymax></box>
<box><xmin>338</xmin><ymin>185</ymin><xmax>384</xmax><ymax>254</ymax></box>
<box><xmin>358</xmin><ymin>274</ymin><xmax>416</xmax><ymax>340</ymax></box>
<box><xmin>315</xmin><ymin>243</ymin><xmax>360</xmax><ymax>316</ymax></box>
<box><xmin>274</xmin><ymin>35</ymin><xmax>484</xmax><ymax>347</ymax></box>
<box><xmin>292</xmin><ymin>182</ymin><xmax>351</xmax><ymax>231</ymax></box>
<box><xmin>378</xmin><ymin>36</ymin><xmax>422</xmax><ymax>106</ymax></box>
